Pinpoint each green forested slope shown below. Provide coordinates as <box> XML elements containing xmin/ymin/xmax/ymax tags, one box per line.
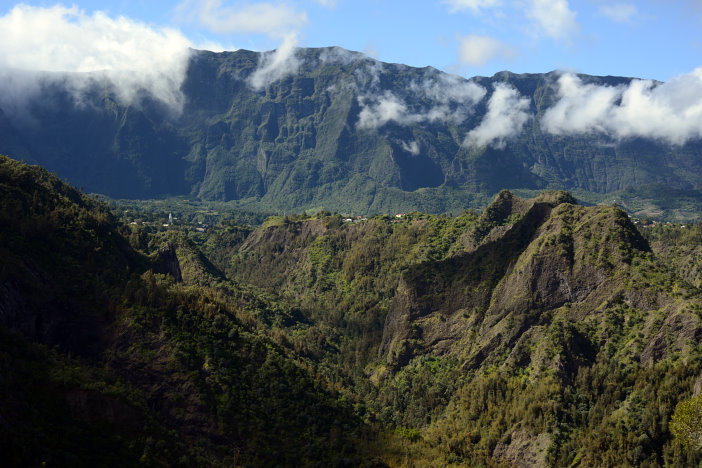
<box><xmin>0</xmin><ymin>155</ymin><xmax>376</xmax><ymax>466</ymax></box>
<box><xmin>222</xmin><ymin>191</ymin><xmax>702</xmax><ymax>466</ymax></box>
<box><xmin>3</xmin><ymin>155</ymin><xmax>702</xmax><ymax>466</ymax></box>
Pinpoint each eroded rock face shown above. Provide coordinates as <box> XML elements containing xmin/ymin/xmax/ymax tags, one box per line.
<box><xmin>153</xmin><ymin>242</ymin><xmax>183</xmax><ymax>282</ymax></box>
<box><xmin>379</xmin><ymin>191</ymin><xmax>653</xmax><ymax>375</ymax></box>
<box><xmin>241</xmin><ymin>218</ymin><xmax>328</xmax><ymax>253</ymax></box>
<box><xmin>493</xmin><ymin>431</ymin><xmax>551</xmax><ymax>468</ymax></box>
<box><xmin>380</xmin><ymin>194</ymin><xmax>563</xmax><ymax>365</ymax></box>
<box><xmin>373</xmin><ymin>192</ymin><xmax>702</xmax><ymax>464</ymax></box>
<box><xmin>640</xmin><ymin>311</ymin><xmax>702</xmax><ymax>366</ymax></box>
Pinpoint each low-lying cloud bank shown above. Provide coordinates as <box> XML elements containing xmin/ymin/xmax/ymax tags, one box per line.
<box><xmin>352</xmin><ymin>60</ymin><xmax>529</xmax><ymax>148</ymax></box>
<box><xmin>0</xmin><ymin>4</ymin><xmax>194</xmax><ymax>111</ymax></box>
<box><xmin>357</xmin><ymin>64</ymin><xmax>702</xmax><ymax>149</ymax></box>
<box><xmin>0</xmin><ymin>3</ymin><xmax>312</xmax><ymax>105</ymax></box>
<box><xmin>542</xmin><ymin>70</ymin><xmax>702</xmax><ymax>145</ymax></box>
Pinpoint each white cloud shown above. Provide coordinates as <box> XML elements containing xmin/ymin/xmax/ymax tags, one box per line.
<box><xmin>442</xmin><ymin>0</ymin><xmax>501</xmax><ymax>13</ymax></box>
<box><xmin>315</xmin><ymin>0</ymin><xmax>338</xmax><ymax>7</ymax></box>
<box><xmin>410</xmin><ymin>73</ymin><xmax>486</xmax><ymax>105</ymax></box>
<box><xmin>401</xmin><ymin>140</ymin><xmax>421</xmax><ymax>155</ymax></box>
<box><xmin>541</xmin><ymin>70</ymin><xmax>702</xmax><ymax>145</ymax></box>
<box><xmin>176</xmin><ymin>0</ymin><xmax>307</xmax><ymax>38</ymax></box>
<box><xmin>357</xmin><ymin>92</ymin><xmax>415</xmax><ymax>129</ymax></box>
<box><xmin>176</xmin><ymin>1</ymin><xmax>308</xmax><ymax>90</ymax></box>
<box><xmin>525</xmin><ymin>0</ymin><xmax>578</xmax><ymax>42</ymax></box>
<box><xmin>319</xmin><ymin>46</ymin><xmax>365</xmax><ymax>66</ymax></box>
<box><xmin>464</xmin><ymin>83</ymin><xmax>531</xmax><ymax>148</ymax></box>
<box><xmin>458</xmin><ymin>34</ymin><xmax>514</xmax><ymax>67</ymax></box>
<box><xmin>358</xmin><ymin>73</ymin><xmax>487</xmax><ymax>130</ymax></box>
<box><xmin>599</xmin><ymin>3</ymin><xmax>637</xmax><ymax>23</ymax></box>
<box><xmin>353</xmin><ymin>60</ymin><xmax>385</xmax><ymax>88</ymax></box>
<box><xmin>248</xmin><ymin>32</ymin><xmax>300</xmax><ymax>90</ymax></box>
<box><xmin>540</xmin><ymin>73</ymin><xmax>621</xmax><ymax>134</ymax></box>
<box><xmin>0</xmin><ymin>4</ymin><xmax>194</xmax><ymax>110</ymax></box>
<box><xmin>356</xmin><ymin>91</ymin><xmax>449</xmax><ymax>130</ymax></box>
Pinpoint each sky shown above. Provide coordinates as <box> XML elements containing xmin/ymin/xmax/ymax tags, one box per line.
<box><xmin>0</xmin><ymin>1</ymin><xmax>702</xmax><ymax>147</ymax></box>
<box><xmin>0</xmin><ymin>0</ymin><xmax>700</xmax><ymax>81</ymax></box>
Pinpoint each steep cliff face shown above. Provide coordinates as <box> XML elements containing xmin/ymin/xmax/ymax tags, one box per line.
<box><xmin>225</xmin><ymin>190</ymin><xmax>697</xmax><ymax>387</ymax></box>
<box><xmin>379</xmin><ymin>191</ymin><xmax>658</xmax><ymax>373</ymax></box>
<box><xmin>364</xmin><ymin>193</ymin><xmax>702</xmax><ymax>467</ymax></box>
<box><xmin>152</xmin><ymin>241</ymin><xmax>183</xmax><ymax>282</ymax></box>
<box><xmin>1</xmin><ymin>48</ymin><xmax>701</xmax><ymax>215</ymax></box>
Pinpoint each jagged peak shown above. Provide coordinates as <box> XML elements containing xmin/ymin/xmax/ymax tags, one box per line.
<box><xmin>532</xmin><ymin>190</ymin><xmax>577</xmax><ymax>206</ymax></box>
<box><xmin>480</xmin><ymin>190</ymin><xmax>575</xmax><ymax>227</ymax></box>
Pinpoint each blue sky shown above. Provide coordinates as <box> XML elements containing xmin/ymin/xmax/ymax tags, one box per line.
<box><xmin>0</xmin><ymin>0</ymin><xmax>700</xmax><ymax>81</ymax></box>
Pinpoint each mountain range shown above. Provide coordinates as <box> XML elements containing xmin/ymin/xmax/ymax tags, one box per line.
<box><xmin>1</xmin><ymin>47</ymin><xmax>701</xmax><ymax>218</ymax></box>
<box><xmin>4</xmin><ymin>44</ymin><xmax>702</xmax><ymax>467</ymax></box>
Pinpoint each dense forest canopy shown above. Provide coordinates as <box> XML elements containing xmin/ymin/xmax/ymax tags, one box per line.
<box><xmin>2</xmin><ymin>154</ymin><xmax>702</xmax><ymax>466</ymax></box>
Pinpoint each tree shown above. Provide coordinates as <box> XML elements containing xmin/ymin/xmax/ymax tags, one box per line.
<box><xmin>670</xmin><ymin>393</ymin><xmax>702</xmax><ymax>448</ymax></box>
